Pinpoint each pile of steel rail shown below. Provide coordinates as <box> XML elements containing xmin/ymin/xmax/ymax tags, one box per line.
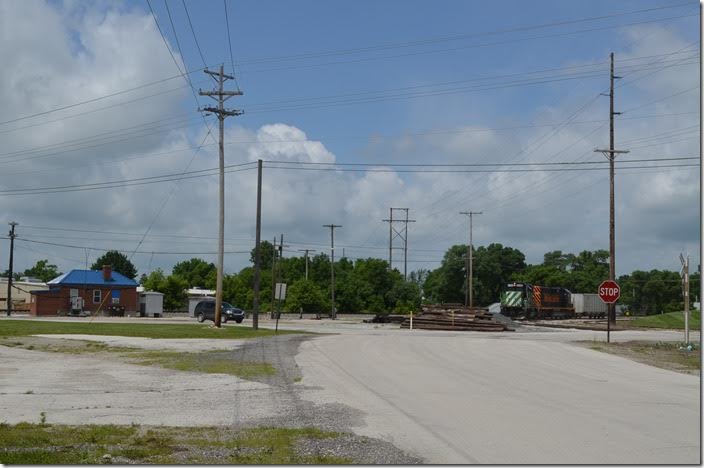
<box><xmin>399</xmin><ymin>303</ymin><xmax>513</xmax><ymax>332</ymax></box>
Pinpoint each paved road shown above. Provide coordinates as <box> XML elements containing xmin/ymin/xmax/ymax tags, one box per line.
<box><xmin>296</xmin><ymin>332</ymin><xmax>701</xmax><ymax>464</ymax></box>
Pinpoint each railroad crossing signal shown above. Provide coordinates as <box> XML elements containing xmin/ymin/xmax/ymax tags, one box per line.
<box><xmin>598</xmin><ymin>280</ymin><xmax>621</xmax><ymax>304</ymax></box>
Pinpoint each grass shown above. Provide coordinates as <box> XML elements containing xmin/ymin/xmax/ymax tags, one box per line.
<box><xmin>127</xmin><ymin>350</ymin><xmax>276</xmax><ymax>379</ymax></box>
<box><xmin>628</xmin><ymin>309</ymin><xmax>700</xmax><ymax>330</ymax></box>
<box><xmin>0</xmin><ymin>423</ymin><xmax>350</xmax><ymax>464</ymax></box>
<box><xmin>584</xmin><ymin>340</ymin><xmax>700</xmax><ymax>374</ymax></box>
<box><xmin>0</xmin><ymin>337</ymin><xmax>276</xmax><ymax>380</ymax></box>
<box><xmin>0</xmin><ymin>319</ymin><xmax>302</xmax><ymax>340</ymax></box>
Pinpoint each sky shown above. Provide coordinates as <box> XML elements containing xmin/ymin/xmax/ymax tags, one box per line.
<box><xmin>0</xmin><ymin>0</ymin><xmax>700</xmax><ymax>285</ymax></box>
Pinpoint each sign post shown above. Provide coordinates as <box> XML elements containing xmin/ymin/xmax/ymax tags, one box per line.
<box><xmin>598</xmin><ymin>280</ymin><xmax>621</xmax><ymax>343</ymax></box>
<box><xmin>274</xmin><ymin>283</ymin><xmax>287</xmax><ymax>334</ymax></box>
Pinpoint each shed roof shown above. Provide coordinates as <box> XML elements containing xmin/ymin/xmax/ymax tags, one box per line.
<box><xmin>47</xmin><ymin>270</ymin><xmax>137</xmax><ymax>287</ymax></box>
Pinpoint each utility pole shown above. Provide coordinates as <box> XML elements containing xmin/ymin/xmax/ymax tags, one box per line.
<box><xmin>298</xmin><ymin>249</ymin><xmax>316</xmax><ymax>280</ymax></box>
<box><xmin>6</xmin><ymin>222</ymin><xmax>17</xmax><ymax>316</ymax></box>
<box><xmin>323</xmin><ymin>224</ymin><xmax>342</xmax><ymax>319</ymax></box>
<box><xmin>252</xmin><ymin>159</ymin><xmax>262</xmax><ymax>329</ymax></box>
<box><xmin>276</xmin><ymin>233</ymin><xmax>284</xmax><ymax>319</ymax></box>
<box><xmin>199</xmin><ymin>64</ymin><xmax>243</xmax><ymax>328</ymax></box>
<box><xmin>298</xmin><ymin>248</ymin><xmax>316</xmax><ymax>319</ymax></box>
<box><xmin>382</xmin><ymin>208</ymin><xmax>415</xmax><ymax>278</ymax></box>
<box><xmin>595</xmin><ymin>52</ymin><xmax>628</xmax><ymax>328</ymax></box>
<box><xmin>680</xmin><ymin>253</ymin><xmax>690</xmax><ymax>345</ymax></box>
<box><xmin>271</xmin><ymin>235</ymin><xmax>277</xmax><ymax>319</ymax></box>
<box><xmin>460</xmin><ymin>211</ymin><xmax>482</xmax><ymax>308</ymax></box>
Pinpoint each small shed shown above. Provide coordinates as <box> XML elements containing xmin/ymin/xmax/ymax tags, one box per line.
<box><xmin>139</xmin><ymin>291</ymin><xmax>164</xmax><ymax>317</ymax></box>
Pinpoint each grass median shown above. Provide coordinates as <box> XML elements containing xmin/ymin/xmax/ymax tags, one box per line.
<box><xmin>627</xmin><ymin>310</ymin><xmax>700</xmax><ymax>330</ymax></box>
<box><xmin>582</xmin><ymin>340</ymin><xmax>700</xmax><ymax>374</ymax></box>
<box><xmin>0</xmin><ymin>423</ymin><xmax>349</xmax><ymax>464</ymax></box>
<box><xmin>0</xmin><ymin>319</ymin><xmax>301</xmax><ymax>339</ymax></box>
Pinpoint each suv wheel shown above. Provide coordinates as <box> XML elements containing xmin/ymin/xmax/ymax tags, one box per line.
<box><xmin>235</xmin><ymin>318</ymin><xmax>243</xmax><ymax>324</ymax></box>
<box><xmin>197</xmin><ymin>312</ymin><xmax>205</xmax><ymax>323</ymax></box>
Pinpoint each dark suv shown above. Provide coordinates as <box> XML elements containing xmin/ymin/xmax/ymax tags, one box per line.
<box><xmin>194</xmin><ymin>300</ymin><xmax>245</xmax><ymax>324</ymax></box>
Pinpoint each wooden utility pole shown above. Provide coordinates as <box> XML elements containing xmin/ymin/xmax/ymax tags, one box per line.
<box><xmin>271</xmin><ymin>235</ymin><xmax>277</xmax><ymax>319</ymax></box>
<box><xmin>6</xmin><ymin>222</ymin><xmax>17</xmax><ymax>316</ymax></box>
<box><xmin>252</xmin><ymin>159</ymin><xmax>262</xmax><ymax>329</ymax></box>
<box><xmin>680</xmin><ymin>253</ymin><xmax>690</xmax><ymax>345</ymax></box>
<box><xmin>298</xmin><ymin>249</ymin><xmax>316</xmax><ymax>280</ymax></box>
<box><xmin>199</xmin><ymin>65</ymin><xmax>242</xmax><ymax>328</ymax></box>
<box><xmin>323</xmin><ymin>224</ymin><xmax>342</xmax><ymax>319</ymax></box>
<box><xmin>595</xmin><ymin>53</ymin><xmax>628</xmax><ymax>327</ymax></box>
<box><xmin>460</xmin><ymin>211</ymin><xmax>481</xmax><ymax>308</ymax></box>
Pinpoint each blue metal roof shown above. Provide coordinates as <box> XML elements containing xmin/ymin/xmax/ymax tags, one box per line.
<box><xmin>47</xmin><ymin>270</ymin><xmax>137</xmax><ymax>287</ymax></box>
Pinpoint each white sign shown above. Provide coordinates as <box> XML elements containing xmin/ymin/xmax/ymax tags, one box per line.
<box><xmin>275</xmin><ymin>283</ymin><xmax>287</xmax><ymax>300</ymax></box>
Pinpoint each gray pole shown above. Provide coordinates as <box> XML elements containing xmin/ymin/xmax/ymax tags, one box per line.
<box><xmin>6</xmin><ymin>222</ymin><xmax>17</xmax><ymax>316</ymax></box>
<box><xmin>388</xmin><ymin>207</ymin><xmax>393</xmax><ymax>269</ymax></box>
<box><xmin>403</xmin><ymin>208</ymin><xmax>409</xmax><ymax>280</ymax></box>
<box><xmin>199</xmin><ymin>64</ymin><xmax>242</xmax><ymax>328</ymax></box>
<box><xmin>323</xmin><ymin>224</ymin><xmax>342</xmax><ymax>319</ymax></box>
<box><xmin>460</xmin><ymin>211</ymin><xmax>481</xmax><ymax>308</ymax></box>
<box><xmin>271</xmin><ymin>236</ymin><xmax>277</xmax><ymax>318</ymax></box>
<box><xmin>684</xmin><ymin>255</ymin><xmax>690</xmax><ymax>345</ymax></box>
<box><xmin>252</xmin><ymin>159</ymin><xmax>262</xmax><ymax>329</ymax></box>
<box><xmin>595</xmin><ymin>53</ymin><xmax>627</xmax><ymax>341</ymax></box>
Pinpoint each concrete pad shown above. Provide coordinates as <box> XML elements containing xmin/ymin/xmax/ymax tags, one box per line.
<box><xmin>0</xmin><ymin>345</ymin><xmax>281</xmax><ymax>427</ymax></box>
<box><xmin>296</xmin><ymin>333</ymin><xmax>701</xmax><ymax>464</ymax></box>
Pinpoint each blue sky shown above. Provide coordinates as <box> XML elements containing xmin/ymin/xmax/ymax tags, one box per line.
<box><xmin>0</xmin><ymin>0</ymin><xmax>700</xmax><ymax>281</ymax></box>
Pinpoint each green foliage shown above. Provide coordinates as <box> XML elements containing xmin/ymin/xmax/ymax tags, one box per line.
<box><xmin>141</xmin><ymin>269</ymin><xmax>188</xmax><ymax>311</ymax></box>
<box><xmin>619</xmin><ymin>269</ymin><xmax>687</xmax><ymax>315</ymax></box>
<box><xmin>250</xmin><ymin>240</ymin><xmax>275</xmax><ymax>270</ymax></box>
<box><xmin>285</xmin><ymin>279</ymin><xmax>328</xmax><ymax>313</ymax></box>
<box><xmin>90</xmin><ymin>250</ymin><xmax>137</xmax><ymax>279</ymax></box>
<box><xmin>22</xmin><ymin>260</ymin><xmax>61</xmax><ymax>282</ymax></box>
<box><xmin>172</xmin><ymin>258</ymin><xmax>216</xmax><ymax>289</ymax></box>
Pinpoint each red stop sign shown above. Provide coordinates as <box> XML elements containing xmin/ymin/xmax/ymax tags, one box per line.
<box><xmin>598</xmin><ymin>280</ymin><xmax>621</xmax><ymax>303</ymax></box>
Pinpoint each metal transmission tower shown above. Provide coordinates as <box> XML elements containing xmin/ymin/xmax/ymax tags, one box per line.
<box><xmin>323</xmin><ymin>224</ymin><xmax>342</xmax><ymax>319</ymax></box>
<box><xmin>595</xmin><ymin>52</ymin><xmax>628</xmax><ymax>329</ymax></box>
<box><xmin>6</xmin><ymin>222</ymin><xmax>17</xmax><ymax>316</ymax></box>
<box><xmin>459</xmin><ymin>211</ymin><xmax>482</xmax><ymax>308</ymax></box>
<box><xmin>198</xmin><ymin>64</ymin><xmax>243</xmax><ymax>328</ymax></box>
<box><xmin>382</xmin><ymin>208</ymin><xmax>416</xmax><ymax>279</ymax></box>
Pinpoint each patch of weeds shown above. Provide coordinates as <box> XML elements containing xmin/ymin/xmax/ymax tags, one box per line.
<box><xmin>39</xmin><ymin>412</ymin><xmax>46</xmax><ymax>425</ymax></box>
<box><xmin>128</xmin><ymin>350</ymin><xmax>276</xmax><ymax>380</ymax></box>
<box><xmin>293</xmin><ymin>376</ymin><xmax>303</xmax><ymax>383</ymax></box>
<box><xmin>24</xmin><ymin>390</ymin><xmax>33</xmax><ymax>395</ymax></box>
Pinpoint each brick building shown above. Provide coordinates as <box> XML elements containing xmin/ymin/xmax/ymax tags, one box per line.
<box><xmin>30</xmin><ymin>266</ymin><xmax>138</xmax><ymax>316</ymax></box>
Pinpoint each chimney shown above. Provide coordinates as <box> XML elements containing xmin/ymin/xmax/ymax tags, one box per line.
<box><xmin>102</xmin><ymin>265</ymin><xmax>112</xmax><ymax>281</ymax></box>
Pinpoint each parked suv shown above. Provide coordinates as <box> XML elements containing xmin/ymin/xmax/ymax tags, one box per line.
<box><xmin>194</xmin><ymin>300</ymin><xmax>245</xmax><ymax>324</ymax></box>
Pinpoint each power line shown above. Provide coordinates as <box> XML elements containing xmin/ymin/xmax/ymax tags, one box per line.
<box><xmin>223</xmin><ymin>0</ymin><xmax>241</xmax><ymax>91</ymax></box>
<box><xmin>182</xmin><ymin>0</ymin><xmax>207</xmax><ymax>67</ymax></box>
<box><xmin>14</xmin><ymin>238</ymin><xmax>250</xmax><ymax>255</ymax></box>
<box><xmin>234</xmin><ymin>3</ymin><xmax>695</xmax><ymax>66</ymax></box>
<box><xmin>237</xmin><ymin>12</ymin><xmax>698</xmax><ymax>76</ymax></box>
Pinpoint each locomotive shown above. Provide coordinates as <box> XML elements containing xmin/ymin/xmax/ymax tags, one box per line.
<box><xmin>500</xmin><ymin>282</ymin><xmax>575</xmax><ymax>319</ymax></box>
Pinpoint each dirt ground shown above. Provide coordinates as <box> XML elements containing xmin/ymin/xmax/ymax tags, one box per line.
<box><xmin>575</xmin><ymin>340</ymin><xmax>700</xmax><ymax>375</ymax></box>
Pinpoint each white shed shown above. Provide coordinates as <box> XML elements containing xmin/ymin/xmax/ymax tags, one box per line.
<box><xmin>139</xmin><ymin>291</ymin><xmax>164</xmax><ymax>317</ymax></box>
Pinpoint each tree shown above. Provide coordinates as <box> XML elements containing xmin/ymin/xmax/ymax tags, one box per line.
<box><xmin>162</xmin><ymin>275</ymin><xmax>189</xmax><ymax>311</ymax></box>
<box><xmin>285</xmin><ymin>279</ymin><xmax>328</xmax><ymax>314</ymax></box>
<box><xmin>23</xmin><ymin>259</ymin><xmax>61</xmax><ymax>282</ymax></box>
<box><xmin>250</xmin><ymin>240</ymin><xmax>275</xmax><ymax>270</ymax></box>
<box><xmin>91</xmin><ymin>251</ymin><xmax>137</xmax><ymax>279</ymax></box>
<box><xmin>172</xmin><ymin>258</ymin><xmax>216</xmax><ymax>288</ymax></box>
<box><xmin>473</xmin><ymin>243</ymin><xmax>526</xmax><ymax>305</ymax></box>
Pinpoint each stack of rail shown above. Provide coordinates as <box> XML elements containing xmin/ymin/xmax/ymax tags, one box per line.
<box><xmin>399</xmin><ymin>303</ymin><xmax>512</xmax><ymax>331</ymax></box>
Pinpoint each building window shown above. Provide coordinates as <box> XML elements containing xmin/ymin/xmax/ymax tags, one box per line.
<box><xmin>93</xmin><ymin>290</ymin><xmax>101</xmax><ymax>304</ymax></box>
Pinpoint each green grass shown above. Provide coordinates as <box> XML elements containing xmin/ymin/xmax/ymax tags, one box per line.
<box><xmin>0</xmin><ymin>319</ymin><xmax>301</xmax><ymax>339</ymax></box>
<box><xmin>629</xmin><ymin>309</ymin><xmax>701</xmax><ymax>330</ymax></box>
<box><xmin>128</xmin><ymin>350</ymin><xmax>276</xmax><ymax>379</ymax></box>
<box><xmin>0</xmin><ymin>423</ymin><xmax>350</xmax><ymax>464</ymax></box>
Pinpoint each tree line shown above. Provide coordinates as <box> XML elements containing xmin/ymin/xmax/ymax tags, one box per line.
<box><xmin>5</xmin><ymin>244</ymin><xmax>698</xmax><ymax>316</ymax></box>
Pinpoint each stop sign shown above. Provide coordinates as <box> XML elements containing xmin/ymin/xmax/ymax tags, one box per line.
<box><xmin>598</xmin><ymin>280</ymin><xmax>621</xmax><ymax>303</ymax></box>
